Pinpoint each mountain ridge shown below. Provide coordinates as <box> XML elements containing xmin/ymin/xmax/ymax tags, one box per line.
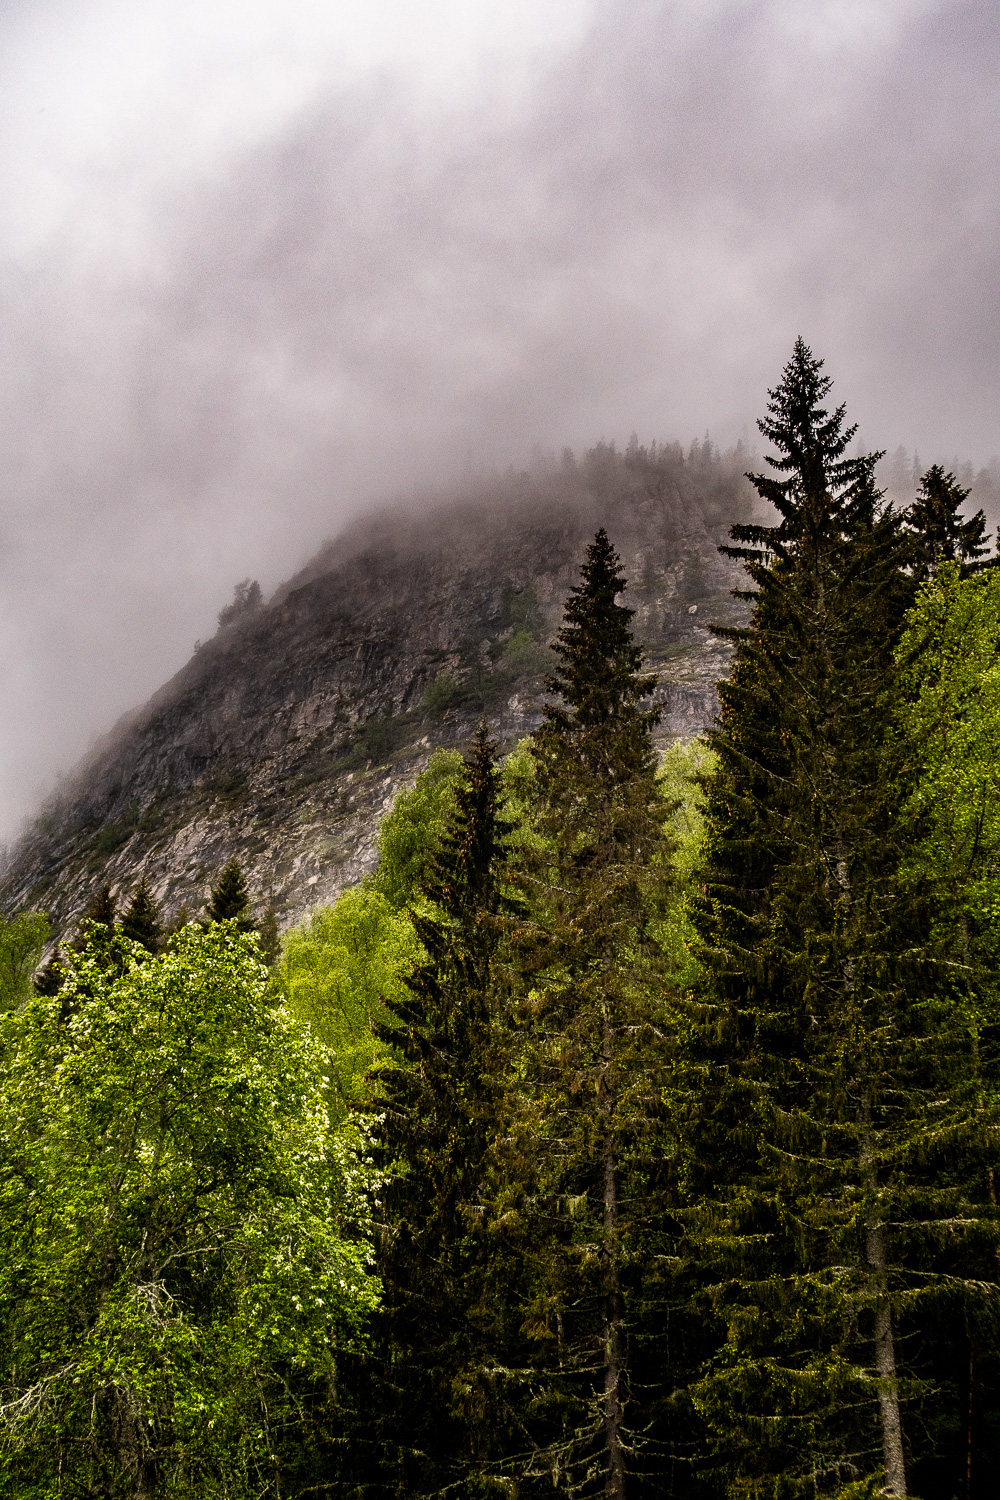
<box><xmin>1</xmin><ymin>441</ymin><xmax>752</xmax><ymax>937</ymax></box>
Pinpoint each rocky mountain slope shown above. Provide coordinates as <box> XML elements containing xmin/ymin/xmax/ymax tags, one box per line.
<box><xmin>1</xmin><ymin>441</ymin><xmax>752</xmax><ymax>937</ymax></box>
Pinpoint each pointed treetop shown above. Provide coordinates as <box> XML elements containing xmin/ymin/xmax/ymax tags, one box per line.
<box><xmin>739</xmin><ymin>338</ymin><xmax>884</xmax><ymax>550</ymax></box>
<box><xmin>120</xmin><ymin>877</ymin><xmax>162</xmax><ymax>957</ymax></box>
<box><xmin>207</xmin><ymin>858</ymin><xmax>253</xmax><ymax>931</ymax></box>
<box><xmin>546</xmin><ymin>529</ymin><xmax>656</xmax><ymax>721</ymax></box>
<box><xmin>422</xmin><ymin>719</ymin><xmax>514</xmax><ymax>926</ymax></box>
<box><xmin>906</xmin><ymin>463</ymin><xmax>993</xmax><ymax>575</ymax></box>
<box><xmin>83</xmin><ymin>884</ymin><xmax>116</xmax><ymax>928</ymax></box>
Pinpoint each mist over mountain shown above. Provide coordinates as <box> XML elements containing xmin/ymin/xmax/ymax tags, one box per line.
<box><xmin>0</xmin><ymin>439</ymin><xmax>751</xmax><ymax>936</ymax></box>
<box><xmin>2</xmin><ymin>0</ymin><xmax>999</xmax><ymax>839</ymax></box>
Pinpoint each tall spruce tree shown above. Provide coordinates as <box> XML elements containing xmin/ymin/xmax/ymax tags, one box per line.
<box><xmin>684</xmin><ymin>339</ymin><xmax>985</xmax><ymax>1498</ymax></box>
<box><xmin>371</xmin><ymin>723</ymin><xmax>521</xmax><ymax>1497</ymax></box>
<box><xmin>120</xmin><ymin>877</ymin><xmax>162</xmax><ymax>956</ymax></box>
<box><xmin>515</xmin><ymin>530</ymin><xmax>676</xmax><ymax>1498</ymax></box>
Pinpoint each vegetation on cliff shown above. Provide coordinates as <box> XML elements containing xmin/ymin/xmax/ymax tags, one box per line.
<box><xmin>2</xmin><ymin>345</ymin><xmax>1000</xmax><ymax>1497</ymax></box>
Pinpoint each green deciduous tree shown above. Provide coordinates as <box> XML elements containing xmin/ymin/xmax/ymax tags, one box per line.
<box><xmin>281</xmin><ymin>887</ymin><xmax>420</xmax><ymax>1121</ymax></box>
<box><xmin>369</xmin><ymin>748</ymin><xmax>464</xmax><ymax>909</ymax></box>
<box><xmin>0</xmin><ymin>922</ymin><xmax>378</xmax><ymax>1498</ymax></box>
<box><xmin>0</xmin><ymin>911</ymin><xmax>48</xmax><ymax>1012</ymax></box>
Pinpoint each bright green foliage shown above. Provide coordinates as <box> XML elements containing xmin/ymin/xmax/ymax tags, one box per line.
<box><xmin>895</xmin><ymin>561</ymin><xmax>1000</xmax><ymax>954</ymax></box>
<box><xmin>119</xmin><ymin>875</ymin><xmax>163</xmax><ymax>955</ymax></box>
<box><xmin>654</xmin><ymin>739</ymin><xmax>715</xmax><ymax>986</ymax></box>
<box><xmin>280</xmin><ymin>888</ymin><xmax>421</xmax><ymax>1120</ymax></box>
<box><xmin>369</xmin><ymin>748</ymin><xmax>463</xmax><ymax>908</ymax></box>
<box><xmin>207</xmin><ymin>857</ymin><xmax>254</xmax><ymax>930</ymax></box>
<box><xmin>0</xmin><ymin>922</ymin><xmax>379</xmax><ymax>1498</ymax></box>
<box><xmin>517</xmin><ymin>529</ymin><xmax>677</xmax><ymax>1498</ymax></box>
<box><xmin>372</xmin><ymin>724</ymin><xmax>521</xmax><ymax>1496</ymax></box>
<box><xmin>0</xmin><ymin>912</ymin><xmax>48</xmax><ymax>1012</ymax></box>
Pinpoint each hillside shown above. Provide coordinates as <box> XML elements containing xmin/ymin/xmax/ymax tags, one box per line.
<box><xmin>0</xmin><ymin>440</ymin><xmax>752</xmax><ymax>937</ymax></box>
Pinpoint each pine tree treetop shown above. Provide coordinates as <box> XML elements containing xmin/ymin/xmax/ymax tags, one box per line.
<box><xmin>120</xmin><ymin>876</ymin><xmax>162</xmax><ymax>956</ymax></box>
<box><xmin>207</xmin><ymin>858</ymin><xmax>253</xmax><ymax>929</ymax></box>
<box><xmin>741</xmin><ymin>337</ymin><xmax>885</xmax><ymax>553</ymax></box>
<box><xmin>537</xmin><ymin>529</ymin><xmax>660</xmax><ymax>787</ymax></box>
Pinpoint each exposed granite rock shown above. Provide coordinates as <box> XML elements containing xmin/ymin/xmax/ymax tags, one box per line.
<box><xmin>1</xmin><ymin>448</ymin><xmax>750</xmax><ymax>937</ymax></box>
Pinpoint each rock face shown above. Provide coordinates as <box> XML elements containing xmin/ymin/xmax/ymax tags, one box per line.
<box><xmin>0</xmin><ymin>442</ymin><xmax>752</xmax><ymax>937</ymax></box>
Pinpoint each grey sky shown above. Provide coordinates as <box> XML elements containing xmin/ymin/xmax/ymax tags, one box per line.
<box><xmin>1</xmin><ymin>0</ymin><xmax>997</xmax><ymax>839</ymax></box>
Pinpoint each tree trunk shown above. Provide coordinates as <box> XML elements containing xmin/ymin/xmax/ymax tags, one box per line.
<box><xmin>837</xmin><ymin>848</ymin><xmax>906</xmax><ymax>1497</ymax></box>
<box><xmin>865</xmin><ymin>1217</ymin><xmax>907</xmax><ymax>1495</ymax></box>
<box><xmin>601</xmin><ymin>1005</ymin><xmax>626</xmax><ymax>1500</ymax></box>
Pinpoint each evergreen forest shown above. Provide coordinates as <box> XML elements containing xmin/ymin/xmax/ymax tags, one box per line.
<box><xmin>2</xmin><ymin>339</ymin><xmax>1000</xmax><ymax>1498</ymax></box>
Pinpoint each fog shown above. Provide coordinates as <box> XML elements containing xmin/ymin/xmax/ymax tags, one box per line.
<box><xmin>1</xmin><ymin>0</ymin><xmax>998</xmax><ymax>839</ymax></box>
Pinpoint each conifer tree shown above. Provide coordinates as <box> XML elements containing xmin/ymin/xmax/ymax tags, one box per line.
<box><xmin>905</xmin><ymin>462</ymin><xmax>993</xmax><ymax>576</ymax></box>
<box><xmin>516</xmin><ymin>530</ymin><xmax>676</xmax><ymax>1498</ymax></box>
<box><xmin>685</xmin><ymin>339</ymin><xmax>982</xmax><ymax>1498</ymax></box>
<box><xmin>74</xmin><ymin>883</ymin><xmax>117</xmax><ymax>943</ymax></box>
<box><xmin>119</xmin><ymin>877</ymin><xmax>162</xmax><ymax>956</ymax></box>
<box><xmin>206</xmin><ymin>858</ymin><xmax>253</xmax><ymax>931</ymax></box>
<box><xmin>371</xmin><ymin>723</ymin><xmax>521</xmax><ymax>1496</ymax></box>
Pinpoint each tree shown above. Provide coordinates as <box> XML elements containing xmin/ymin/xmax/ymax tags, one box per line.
<box><xmin>371</xmin><ymin>723</ymin><xmax>521</xmax><ymax>1496</ymax></box>
<box><xmin>74</xmin><ymin>882</ymin><xmax>117</xmax><ymax>939</ymax></box>
<box><xmin>0</xmin><ymin>922</ymin><xmax>378</xmax><ymax>1497</ymax></box>
<box><xmin>280</xmin><ymin>887</ymin><xmax>420</xmax><ymax>1122</ymax></box>
<box><xmin>369</xmin><ymin>748</ymin><xmax>464</xmax><ymax>909</ymax></box>
<box><xmin>905</xmin><ymin>463</ymin><xmax>993</xmax><ymax>577</ymax></box>
<box><xmin>206</xmin><ymin>857</ymin><xmax>253</xmax><ymax>930</ymax></box>
<box><xmin>120</xmin><ymin>876</ymin><xmax>162</xmax><ymax>955</ymax></box>
<box><xmin>217</xmin><ymin>577</ymin><xmax>263</xmax><ymax>629</ymax></box>
<box><xmin>515</xmin><ymin>530</ymin><xmax>676</xmax><ymax>1498</ymax></box>
<box><xmin>685</xmin><ymin>338</ymin><xmax>980</xmax><ymax>1498</ymax></box>
<box><xmin>0</xmin><ymin>911</ymin><xmax>48</xmax><ymax>1012</ymax></box>
<box><xmin>890</xmin><ymin>562</ymin><xmax>1000</xmax><ymax>1494</ymax></box>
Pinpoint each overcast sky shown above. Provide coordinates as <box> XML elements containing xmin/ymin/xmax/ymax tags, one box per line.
<box><xmin>1</xmin><ymin>0</ymin><xmax>998</xmax><ymax>840</ymax></box>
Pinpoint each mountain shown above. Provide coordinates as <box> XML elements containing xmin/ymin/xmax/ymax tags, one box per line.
<box><xmin>0</xmin><ymin>440</ymin><xmax>752</xmax><ymax>938</ymax></box>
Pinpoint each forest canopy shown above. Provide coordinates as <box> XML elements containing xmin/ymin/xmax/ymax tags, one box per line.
<box><xmin>3</xmin><ymin>342</ymin><xmax>999</xmax><ymax>1498</ymax></box>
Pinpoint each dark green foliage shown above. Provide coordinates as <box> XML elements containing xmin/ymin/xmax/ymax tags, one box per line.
<box><xmin>905</xmin><ymin>462</ymin><xmax>993</xmax><ymax>575</ymax></box>
<box><xmin>515</xmin><ymin>530</ymin><xmax>677</xmax><ymax>1498</ymax></box>
<box><xmin>686</xmin><ymin>339</ymin><xmax>992</xmax><ymax>1499</ymax></box>
<box><xmin>258</xmin><ymin>901</ymin><xmax>280</xmax><ymax>967</ymax></box>
<box><xmin>371</xmin><ymin>723</ymin><xmax>522</xmax><ymax>1496</ymax></box>
<box><xmin>119</xmin><ymin>877</ymin><xmax>163</xmax><ymax>956</ymax></box>
<box><xmin>206</xmin><ymin>857</ymin><xmax>253</xmax><ymax>931</ymax></box>
<box><xmin>78</xmin><ymin>882</ymin><xmax>117</xmax><ymax>935</ymax></box>
<box><xmin>32</xmin><ymin>946</ymin><xmax>64</xmax><ymax>998</ymax></box>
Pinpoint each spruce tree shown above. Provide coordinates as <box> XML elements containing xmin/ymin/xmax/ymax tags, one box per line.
<box><xmin>685</xmin><ymin>339</ymin><xmax>981</xmax><ymax>1498</ymax></box>
<box><xmin>516</xmin><ymin>530</ymin><xmax>676</xmax><ymax>1498</ymax></box>
<box><xmin>905</xmin><ymin>462</ymin><xmax>993</xmax><ymax>576</ymax></box>
<box><xmin>120</xmin><ymin>877</ymin><xmax>162</xmax><ymax>956</ymax></box>
<box><xmin>74</xmin><ymin>884</ymin><xmax>117</xmax><ymax>944</ymax></box>
<box><xmin>206</xmin><ymin>858</ymin><xmax>253</xmax><ymax>931</ymax></box>
<box><xmin>371</xmin><ymin>723</ymin><xmax>521</xmax><ymax>1496</ymax></box>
